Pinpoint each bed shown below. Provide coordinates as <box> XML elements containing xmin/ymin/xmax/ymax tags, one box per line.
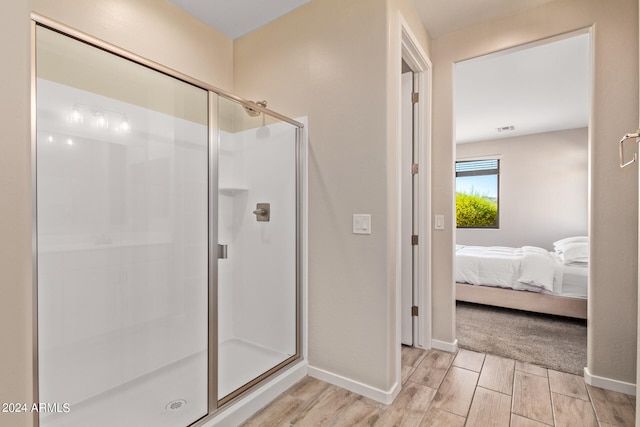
<box><xmin>455</xmin><ymin>237</ymin><xmax>589</xmax><ymax>319</ymax></box>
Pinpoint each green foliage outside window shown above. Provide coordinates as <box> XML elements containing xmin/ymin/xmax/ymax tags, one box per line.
<box><xmin>456</xmin><ymin>192</ymin><xmax>498</xmax><ymax>227</ymax></box>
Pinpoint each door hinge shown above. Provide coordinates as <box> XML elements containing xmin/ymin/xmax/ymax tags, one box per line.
<box><xmin>411</xmin><ymin>306</ymin><xmax>419</xmax><ymax>316</ymax></box>
<box><xmin>411</xmin><ymin>92</ymin><xmax>419</xmax><ymax>104</ymax></box>
<box><xmin>411</xmin><ymin>163</ymin><xmax>419</xmax><ymax>175</ymax></box>
<box><xmin>411</xmin><ymin>235</ymin><xmax>419</xmax><ymax>245</ymax></box>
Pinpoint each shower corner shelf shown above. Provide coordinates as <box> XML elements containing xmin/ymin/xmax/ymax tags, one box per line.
<box><xmin>219</xmin><ymin>186</ymin><xmax>249</xmax><ymax>196</ymax></box>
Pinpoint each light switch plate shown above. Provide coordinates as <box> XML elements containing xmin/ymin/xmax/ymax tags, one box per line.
<box><xmin>435</xmin><ymin>214</ymin><xmax>444</xmax><ymax>230</ymax></box>
<box><xmin>353</xmin><ymin>214</ymin><xmax>372</xmax><ymax>235</ymax></box>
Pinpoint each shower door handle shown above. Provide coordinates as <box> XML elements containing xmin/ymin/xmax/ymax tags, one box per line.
<box><xmin>217</xmin><ymin>244</ymin><xmax>228</xmax><ymax>259</ymax></box>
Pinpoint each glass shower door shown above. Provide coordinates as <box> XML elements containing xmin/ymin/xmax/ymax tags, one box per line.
<box><xmin>36</xmin><ymin>26</ymin><xmax>210</xmax><ymax>427</ymax></box>
<box><xmin>217</xmin><ymin>97</ymin><xmax>299</xmax><ymax>402</ymax></box>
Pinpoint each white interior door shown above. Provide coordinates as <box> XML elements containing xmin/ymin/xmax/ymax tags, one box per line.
<box><xmin>401</xmin><ymin>71</ymin><xmax>414</xmax><ymax>345</ymax></box>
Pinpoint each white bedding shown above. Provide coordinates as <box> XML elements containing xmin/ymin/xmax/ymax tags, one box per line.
<box><xmin>455</xmin><ymin>245</ymin><xmax>588</xmax><ymax>298</ymax></box>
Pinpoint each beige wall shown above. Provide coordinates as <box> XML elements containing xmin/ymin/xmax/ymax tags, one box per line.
<box><xmin>0</xmin><ymin>2</ymin><xmax>33</xmax><ymax>427</ymax></box>
<box><xmin>432</xmin><ymin>0</ymin><xmax>638</xmax><ymax>383</ymax></box>
<box><xmin>457</xmin><ymin>128</ymin><xmax>588</xmax><ymax>249</ymax></box>
<box><xmin>235</xmin><ymin>0</ymin><xmax>390</xmax><ymax>391</ymax></box>
<box><xmin>235</xmin><ymin>0</ymin><xmax>430</xmax><ymax>393</ymax></box>
<box><xmin>32</xmin><ymin>0</ymin><xmax>234</xmax><ymax>92</ymax></box>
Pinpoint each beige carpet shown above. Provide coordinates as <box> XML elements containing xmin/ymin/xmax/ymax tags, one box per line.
<box><xmin>456</xmin><ymin>301</ymin><xmax>587</xmax><ymax>375</ymax></box>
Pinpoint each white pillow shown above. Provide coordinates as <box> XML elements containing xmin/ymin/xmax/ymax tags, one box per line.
<box><xmin>559</xmin><ymin>242</ymin><xmax>589</xmax><ymax>264</ymax></box>
<box><xmin>553</xmin><ymin>236</ymin><xmax>588</xmax><ymax>249</ymax></box>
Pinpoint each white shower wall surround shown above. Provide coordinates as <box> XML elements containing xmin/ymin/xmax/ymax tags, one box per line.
<box><xmin>217</xmin><ymin>119</ymin><xmax>298</xmax><ymax>398</ymax></box>
<box><xmin>35</xmin><ymin>23</ymin><xmax>303</xmax><ymax>427</ymax></box>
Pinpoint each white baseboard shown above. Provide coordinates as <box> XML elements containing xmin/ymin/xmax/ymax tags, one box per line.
<box><xmin>200</xmin><ymin>361</ymin><xmax>308</xmax><ymax>427</ymax></box>
<box><xmin>308</xmin><ymin>365</ymin><xmax>401</xmax><ymax>405</ymax></box>
<box><xmin>584</xmin><ymin>367</ymin><xmax>636</xmax><ymax>396</ymax></box>
<box><xmin>431</xmin><ymin>338</ymin><xmax>458</xmax><ymax>353</ymax></box>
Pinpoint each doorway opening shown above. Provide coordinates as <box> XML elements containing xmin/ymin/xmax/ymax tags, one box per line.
<box><xmin>452</xmin><ymin>30</ymin><xmax>592</xmax><ymax>373</ymax></box>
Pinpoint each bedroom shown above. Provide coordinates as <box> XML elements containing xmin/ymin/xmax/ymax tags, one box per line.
<box><xmin>453</xmin><ymin>32</ymin><xmax>590</xmax><ymax>349</ymax></box>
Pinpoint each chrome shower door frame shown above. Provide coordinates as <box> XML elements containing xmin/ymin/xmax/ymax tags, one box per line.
<box><xmin>31</xmin><ymin>14</ymin><xmax>303</xmax><ymax>426</ymax></box>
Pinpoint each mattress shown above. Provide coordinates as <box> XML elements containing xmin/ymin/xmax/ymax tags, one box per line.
<box><xmin>455</xmin><ymin>244</ymin><xmax>588</xmax><ymax>299</ymax></box>
<box><xmin>556</xmin><ymin>263</ymin><xmax>588</xmax><ymax>298</ymax></box>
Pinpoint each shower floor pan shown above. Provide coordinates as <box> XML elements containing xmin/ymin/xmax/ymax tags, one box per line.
<box><xmin>40</xmin><ymin>339</ymin><xmax>292</xmax><ymax>427</ymax></box>
<box><xmin>218</xmin><ymin>338</ymin><xmax>293</xmax><ymax>399</ymax></box>
<box><xmin>40</xmin><ymin>351</ymin><xmax>208</xmax><ymax>427</ymax></box>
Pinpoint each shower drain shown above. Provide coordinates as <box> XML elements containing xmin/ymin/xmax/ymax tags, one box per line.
<box><xmin>165</xmin><ymin>399</ymin><xmax>187</xmax><ymax>411</ymax></box>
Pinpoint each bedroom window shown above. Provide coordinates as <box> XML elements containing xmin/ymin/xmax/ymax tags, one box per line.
<box><xmin>456</xmin><ymin>159</ymin><xmax>499</xmax><ymax>228</ymax></box>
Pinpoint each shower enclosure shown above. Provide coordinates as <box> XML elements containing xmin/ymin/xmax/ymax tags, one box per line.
<box><xmin>34</xmin><ymin>21</ymin><xmax>301</xmax><ymax>427</ymax></box>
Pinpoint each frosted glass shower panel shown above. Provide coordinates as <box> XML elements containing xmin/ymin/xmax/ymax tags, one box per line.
<box><xmin>36</xmin><ymin>26</ymin><xmax>209</xmax><ymax>427</ymax></box>
<box><xmin>218</xmin><ymin>97</ymin><xmax>298</xmax><ymax>400</ymax></box>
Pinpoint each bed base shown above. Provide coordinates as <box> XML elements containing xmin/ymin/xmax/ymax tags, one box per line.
<box><xmin>456</xmin><ymin>282</ymin><xmax>587</xmax><ymax>319</ymax></box>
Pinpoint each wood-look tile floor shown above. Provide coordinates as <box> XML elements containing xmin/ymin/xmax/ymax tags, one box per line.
<box><xmin>242</xmin><ymin>346</ymin><xmax>636</xmax><ymax>426</ymax></box>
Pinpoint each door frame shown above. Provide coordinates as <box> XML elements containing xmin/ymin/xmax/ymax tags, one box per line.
<box><xmin>396</xmin><ymin>14</ymin><xmax>433</xmax><ymax>352</ymax></box>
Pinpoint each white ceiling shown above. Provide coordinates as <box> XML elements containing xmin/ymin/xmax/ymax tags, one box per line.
<box><xmin>455</xmin><ymin>33</ymin><xmax>591</xmax><ymax>144</ymax></box>
<box><xmin>168</xmin><ymin>0</ymin><xmax>312</xmax><ymax>40</ymax></box>
<box><xmin>167</xmin><ymin>0</ymin><xmax>590</xmax><ymax>144</ymax></box>
<box><xmin>168</xmin><ymin>0</ymin><xmax>557</xmax><ymax>41</ymax></box>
